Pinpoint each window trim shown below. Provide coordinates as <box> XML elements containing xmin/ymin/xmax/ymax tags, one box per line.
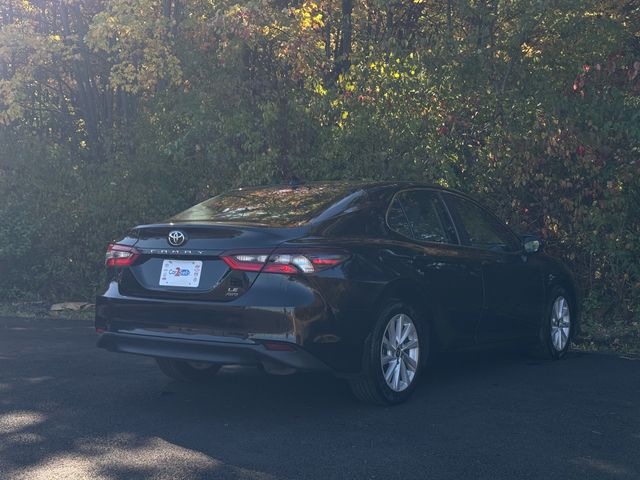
<box><xmin>436</xmin><ymin>191</ymin><xmax>462</xmax><ymax>245</ymax></box>
<box><xmin>386</xmin><ymin>195</ymin><xmax>414</xmax><ymax>239</ymax></box>
<box><xmin>384</xmin><ymin>188</ymin><xmax>461</xmax><ymax>247</ymax></box>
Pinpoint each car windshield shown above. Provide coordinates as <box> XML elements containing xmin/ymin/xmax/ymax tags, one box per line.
<box><xmin>169</xmin><ymin>183</ymin><xmax>364</xmax><ymax>226</ymax></box>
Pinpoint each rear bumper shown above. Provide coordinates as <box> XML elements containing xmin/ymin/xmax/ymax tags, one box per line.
<box><xmin>95</xmin><ymin>280</ymin><xmax>369</xmax><ymax>374</ymax></box>
<box><xmin>97</xmin><ymin>332</ymin><xmax>331</xmax><ymax>372</ymax></box>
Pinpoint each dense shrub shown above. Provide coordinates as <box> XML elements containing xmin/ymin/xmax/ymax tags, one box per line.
<box><xmin>0</xmin><ymin>1</ymin><xmax>638</xmax><ymax>348</ymax></box>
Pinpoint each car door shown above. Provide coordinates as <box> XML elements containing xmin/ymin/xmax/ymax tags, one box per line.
<box><xmin>386</xmin><ymin>189</ymin><xmax>484</xmax><ymax>349</ymax></box>
<box><xmin>442</xmin><ymin>193</ymin><xmax>545</xmax><ymax>343</ymax></box>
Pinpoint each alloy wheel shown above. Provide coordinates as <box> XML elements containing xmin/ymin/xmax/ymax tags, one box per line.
<box><xmin>380</xmin><ymin>313</ymin><xmax>420</xmax><ymax>392</ymax></box>
<box><xmin>550</xmin><ymin>296</ymin><xmax>571</xmax><ymax>351</ymax></box>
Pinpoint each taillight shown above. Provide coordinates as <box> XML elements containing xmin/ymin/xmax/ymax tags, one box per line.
<box><xmin>221</xmin><ymin>250</ymin><xmax>349</xmax><ymax>274</ymax></box>
<box><xmin>105</xmin><ymin>243</ymin><xmax>140</xmax><ymax>267</ymax></box>
<box><xmin>220</xmin><ymin>253</ymin><xmax>269</xmax><ymax>272</ymax></box>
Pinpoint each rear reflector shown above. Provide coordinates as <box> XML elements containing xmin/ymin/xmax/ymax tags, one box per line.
<box><xmin>221</xmin><ymin>249</ymin><xmax>349</xmax><ymax>275</ymax></box>
<box><xmin>105</xmin><ymin>243</ymin><xmax>140</xmax><ymax>267</ymax></box>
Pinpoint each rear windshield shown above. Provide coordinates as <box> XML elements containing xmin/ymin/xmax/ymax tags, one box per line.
<box><xmin>170</xmin><ymin>184</ymin><xmax>363</xmax><ymax>226</ymax></box>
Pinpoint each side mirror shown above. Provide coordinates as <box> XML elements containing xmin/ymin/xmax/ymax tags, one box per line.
<box><xmin>523</xmin><ymin>235</ymin><xmax>543</xmax><ymax>254</ymax></box>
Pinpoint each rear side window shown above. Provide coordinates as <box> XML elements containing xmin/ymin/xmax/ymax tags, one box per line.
<box><xmin>387</xmin><ymin>190</ymin><xmax>457</xmax><ymax>244</ymax></box>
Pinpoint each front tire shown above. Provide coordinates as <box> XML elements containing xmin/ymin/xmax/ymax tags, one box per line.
<box><xmin>349</xmin><ymin>300</ymin><xmax>427</xmax><ymax>405</ymax></box>
<box><xmin>155</xmin><ymin>358</ymin><xmax>221</xmax><ymax>382</ymax></box>
<box><xmin>533</xmin><ymin>286</ymin><xmax>574</xmax><ymax>360</ymax></box>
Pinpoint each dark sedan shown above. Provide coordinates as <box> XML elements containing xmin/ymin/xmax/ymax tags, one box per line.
<box><xmin>96</xmin><ymin>182</ymin><xmax>577</xmax><ymax>405</ymax></box>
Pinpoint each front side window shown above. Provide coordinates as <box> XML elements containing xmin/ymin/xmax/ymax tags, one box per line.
<box><xmin>387</xmin><ymin>190</ymin><xmax>457</xmax><ymax>244</ymax></box>
<box><xmin>444</xmin><ymin>194</ymin><xmax>518</xmax><ymax>252</ymax></box>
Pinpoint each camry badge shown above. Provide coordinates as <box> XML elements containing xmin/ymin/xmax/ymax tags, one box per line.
<box><xmin>167</xmin><ymin>230</ymin><xmax>187</xmax><ymax>247</ymax></box>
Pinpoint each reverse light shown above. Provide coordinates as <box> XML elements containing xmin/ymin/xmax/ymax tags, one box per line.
<box><xmin>221</xmin><ymin>250</ymin><xmax>349</xmax><ymax>275</ymax></box>
<box><xmin>221</xmin><ymin>253</ymin><xmax>268</xmax><ymax>272</ymax></box>
<box><xmin>105</xmin><ymin>243</ymin><xmax>140</xmax><ymax>267</ymax></box>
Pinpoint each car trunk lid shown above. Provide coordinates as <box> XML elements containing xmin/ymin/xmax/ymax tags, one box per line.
<box><xmin>118</xmin><ymin>223</ymin><xmax>306</xmax><ymax>301</ymax></box>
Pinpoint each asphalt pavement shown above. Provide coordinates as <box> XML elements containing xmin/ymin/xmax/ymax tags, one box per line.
<box><xmin>0</xmin><ymin>315</ymin><xmax>639</xmax><ymax>480</ymax></box>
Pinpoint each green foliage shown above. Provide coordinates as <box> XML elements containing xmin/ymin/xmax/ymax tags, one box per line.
<box><xmin>0</xmin><ymin>0</ymin><xmax>639</xmax><ymax>349</ymax></box>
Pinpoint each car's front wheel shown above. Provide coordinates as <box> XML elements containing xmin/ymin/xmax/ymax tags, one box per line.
<box><xmin>349</xmin><ymin>300</ymin><xmax>427</xmax><ymax>405</ymax></box>
<box><xmin>533</xmin><ymin>286</ymin><xmax>574</xmax><ymax>359</ymax></box>
<box><xmin>155</xmin><ymin>358</ymin><xmax>221</xmax><ymax>382</ymax></box>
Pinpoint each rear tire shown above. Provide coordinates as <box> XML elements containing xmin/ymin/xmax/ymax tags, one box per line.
<box><xmin>349</xmin><ymin>300</ymin><xmax>428</xmax><ymax>405</ymax></box>
<box><xmin>155</xmin><ymin>358</ymin><xmax>221</xmax><ymax>382</ymax></box>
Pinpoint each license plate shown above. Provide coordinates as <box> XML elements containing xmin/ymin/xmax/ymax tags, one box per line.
<box><xmin>159</xmin><ymin>260</ymin><xmax>202</xmax><ymax>288</ymax></box>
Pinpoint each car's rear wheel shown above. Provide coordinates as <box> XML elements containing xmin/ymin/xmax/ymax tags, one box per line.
<box><xmin>349</xmin><ymin>300</ymin><xmax>427</xmax><ymax>405</ymax></box>
<box><xmin>155</xmin><ymin>358</ymin><xmax>221</xmax><ymax>382</ymax></box>
<box><xmin>533</xmin><ymin>286</ymin><xmax>573</xmax><ymax>359</ymax></box>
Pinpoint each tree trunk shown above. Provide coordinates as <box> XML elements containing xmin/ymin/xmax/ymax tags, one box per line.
<box><xmin>333</xmin><ymin>0</ymin><xmax>353</xmax><ymax>80</ymax></box>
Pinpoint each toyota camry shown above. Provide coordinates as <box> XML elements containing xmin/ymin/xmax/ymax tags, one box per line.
<box><xmin>96</xmin><ymin>182</ymin><xmax>577</xmax><ymax>405</ymax></box>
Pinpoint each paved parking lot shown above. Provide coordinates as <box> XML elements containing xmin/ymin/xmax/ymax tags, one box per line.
<box><xmin>0</xmin><ymin>315</ymin><xmax>639</xmax><ymax>479</ymax></box>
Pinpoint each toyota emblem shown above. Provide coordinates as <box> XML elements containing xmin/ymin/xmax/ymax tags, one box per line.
<box><xmin>167</xmin><ymin>230</ymin><xmax>187</xmax><ymax>247</ymax></box>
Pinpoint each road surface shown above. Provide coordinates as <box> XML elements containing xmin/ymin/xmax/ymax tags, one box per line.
<box><xmin>0</xmin><ymin>316</ymin><xmax>638</xmax><ymax>479</ymax></box>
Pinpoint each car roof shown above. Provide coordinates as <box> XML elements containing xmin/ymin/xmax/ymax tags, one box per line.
<box><xmin>227</xmin><ymin>181</ymin><xmax>477</xmax><ymax>212</ymax></box>
<box><xmin>233</xmin><ymin>180</ymin><xmax>464</xmax><ymax>197</ymax></box>
<box><xmin>163</xmin><ymin>181</ymin><xmax>475</xmax><ymax>229</ymax></box>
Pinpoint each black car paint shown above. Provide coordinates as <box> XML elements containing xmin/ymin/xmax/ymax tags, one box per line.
<box><xmin>96</xmin><ymin>182</ymin><xmax>578</xmax><ymax>375</ymax></box>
